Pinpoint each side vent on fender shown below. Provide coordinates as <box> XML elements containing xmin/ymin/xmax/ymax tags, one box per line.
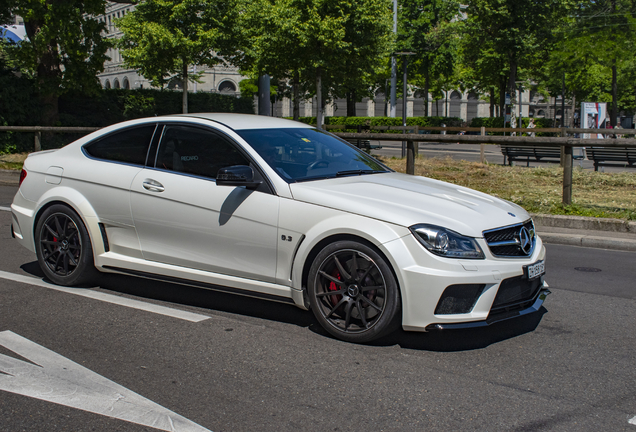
<box><xmin>98</xmin><ymin>223</ymin><xmax>110</xmax><ymax>252</ymax></box>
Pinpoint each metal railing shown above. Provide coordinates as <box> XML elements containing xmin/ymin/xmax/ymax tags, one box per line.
<box><xmin>2</xmin><ymin>124</ymin><xmax>635</xmax><ymax>205</ymax></box>
<box><xmin>327</xmin><ymin>126</ymin><xmax>636</xmax><ymax>205</ymax></box>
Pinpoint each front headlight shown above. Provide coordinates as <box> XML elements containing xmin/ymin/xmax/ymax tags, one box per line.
<box><xmin>410</xmin><ymin>224</ymin><xmax>485</xmax><ymax>259</ymax></box>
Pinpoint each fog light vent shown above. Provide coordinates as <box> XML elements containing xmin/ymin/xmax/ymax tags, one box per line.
<box><xmin>434</xmin><ymin>284</ymin><xmax>486</xmax><ymax>315</ymax></box>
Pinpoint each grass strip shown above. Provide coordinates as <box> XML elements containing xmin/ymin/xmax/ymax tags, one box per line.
<box><xmin>378</xmin><ymin>155</ymin><xmax>636</xmax><ymax>221</ymax></box>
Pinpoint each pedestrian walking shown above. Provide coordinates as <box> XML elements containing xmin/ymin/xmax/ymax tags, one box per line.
<box><xmin>527</xmin><ymin>118</ymin><xmax>536</xmax><ymax>137</ymax></box>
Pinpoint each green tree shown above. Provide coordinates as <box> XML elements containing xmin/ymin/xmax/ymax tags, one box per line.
<box><xmin>1</xmin><ymin>0</ymin><xmax>110</xmax><ymax>125</ymax></box>
<box><xmin>547</xmin><ymin>0</ymin><xmax>636</xmax><ymax>126</ymax></box>
<box><xmin>463</xmin><ymin>0</ymin><xmax>569</xmax><ymax>114</ymax></box>
<box><xmin>237</xmin><ymin>0</ymin><xmax>394</xmax><ymax>120</ymax></box>
<box><xmin>117</xmin><ymin>0</ymin><xmax>239</xmax><ymax>113</ymax></box>
<box><xmin>398</xmin><ymin>0</ymin><xmax>463</xmax><ymax>117</ymax></box>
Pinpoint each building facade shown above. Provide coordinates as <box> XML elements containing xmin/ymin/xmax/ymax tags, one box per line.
<box><xmin>96</xmin><ymin>2</ymin><xmax>244</xmax><ymax>96</ymax></box>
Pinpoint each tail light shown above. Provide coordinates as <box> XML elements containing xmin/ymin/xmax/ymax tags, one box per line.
<box><xmin>18</xmin><ymin>169</ymin><xmax>27</xmax><ymax>187</ymax></box>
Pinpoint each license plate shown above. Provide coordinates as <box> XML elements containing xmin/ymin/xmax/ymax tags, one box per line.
<box><xmin>525</xmin><ymin>260</ymin><xmax>545</xmax><ymax>280</ymax></box>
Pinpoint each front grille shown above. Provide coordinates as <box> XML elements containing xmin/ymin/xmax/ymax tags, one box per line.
<box><xmin>483</xmin><ymin>220</ymin><xmax>536</xmax><ymax>257</ymax></box>
<box><xmin>491</xmin><ymin>275</ymin><xmax>543</xmax><ymax>312</ymax></box>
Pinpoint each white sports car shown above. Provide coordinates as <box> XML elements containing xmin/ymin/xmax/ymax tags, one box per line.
<box><xmin>11</xmin><ymin>114</ymin><xmax>549</xmax><ymax>342</ymax></box>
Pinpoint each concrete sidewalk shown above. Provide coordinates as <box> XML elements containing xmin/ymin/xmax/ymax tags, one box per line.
<box><xmin>2</xmin><ymin>169</ymin><xmax>635</xmax><ymax>252</ymax></box>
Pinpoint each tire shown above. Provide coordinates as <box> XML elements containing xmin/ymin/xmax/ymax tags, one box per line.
<box><xmin>307</xmin><ymin>240</ymin><xmax>401</xmax><ymax>343</ymax></box>
<box><xmin>35</xmin><ymin>204</ymin><xmax>97</xmax><ymax>286</ymax></box>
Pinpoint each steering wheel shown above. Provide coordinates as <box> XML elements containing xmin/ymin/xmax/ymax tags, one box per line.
<box><xmin>307</xmin><ymin>160</ymin><xmax>329</xmax><ymax>170</ymax></box>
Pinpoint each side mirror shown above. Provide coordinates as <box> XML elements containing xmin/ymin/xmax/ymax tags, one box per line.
<box><xmin>216</xmin><ymin>165</ymin><xmax>262</xmax><ymax>189</ymax></box>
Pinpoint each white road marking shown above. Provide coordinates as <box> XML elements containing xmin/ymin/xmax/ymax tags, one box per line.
<box><xmin>629</xmin><ymin>415</ymin><xmax>636</xmax><ymax>425</ymax></box>
<box><xmin>0</xmin><ymin>270</ymin><xmax>210</xmax><ymax>323</ymax></box>
<box><xmin>0</xmin><ymin>331</ymin><xmax>212</xmax><ymax>432</ymax></box>
<box><xmin>0</xmin><ymin>206</ymin><xmax>11</xmax><ymax>212</ymax></box>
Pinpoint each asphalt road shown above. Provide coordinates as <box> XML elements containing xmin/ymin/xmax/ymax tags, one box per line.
<box><xmin>1</xmin><ymin>187</ymin><xmax>636</xmax><ymax>431</ymax></box>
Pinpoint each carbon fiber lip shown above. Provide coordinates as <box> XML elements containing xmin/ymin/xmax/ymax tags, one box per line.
<box><xmin>425</xmin><ymin>288</ymin><xmax>551</xmax><ymax>331</ymax></box>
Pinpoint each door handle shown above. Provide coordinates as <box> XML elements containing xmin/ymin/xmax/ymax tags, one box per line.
<box><xmin>142</xmin><ymin>179</ymin><xmax>165</xmax><ymax>192</ymax></box>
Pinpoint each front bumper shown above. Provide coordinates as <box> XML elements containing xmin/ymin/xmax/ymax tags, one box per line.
<box><xmin>381</xmin><ymin>231</ymin><xmax>549</xmax><ymax>332</ymax></box>
<box><xmin>425</xmin><ymin>287</ymin><xmax>550</xmax><ymax>330</ymax></box>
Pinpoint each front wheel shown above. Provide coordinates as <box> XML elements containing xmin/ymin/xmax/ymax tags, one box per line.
<box><xmin>35</xmin><ymin>204</ymin><xmax>97</xmax><ymax>286</ymax></box>
<box><xmin>307</xmin><ymin>240</ymin><xmax>401</xmax><ymax>343</ymax></box>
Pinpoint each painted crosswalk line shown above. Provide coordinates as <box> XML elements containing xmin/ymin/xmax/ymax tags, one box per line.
<box><xmin>0</xmin><ymin>331</ymin><xmax>211</xmax><ymax>432</ymax></box>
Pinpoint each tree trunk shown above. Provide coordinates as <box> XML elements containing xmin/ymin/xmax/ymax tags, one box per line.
<box><xmin>570</xmin><ymin>91</ymin><xmax>577</xmax><ymax>128</ymax></box>
<box><xmin>316</xmin><ymin>68</ymin><xmax>323</xmax><ymax>128</ymax></box>
<box><xmin>611</xmin><ymin>61</ymin><xmax>617</xmax><ymax>127</ymax></box>
<box><xmin>424</xmin><ymin>60</ymin><xmax>430</xmax><ymax>117</ymax></box>
<box><xmin>182</xmin><ymin>60</ymin><xmax>188</xmax><ymax>114</ymax></box>
<box><xmin>508</xmin><ymin>57</ymin><xmax>518</xmax><ymax>102</ymax></box>
<box><xmin>499</xmin><ymin>77</ymin><xmax>507</xmax><ymax>118</ymax></box>
<box><xmin>25</xmin><ymin>19</ymin><xmax>61</xmax><ymax>125</ymax></box>
<box><xmin>346</xmin><ymin>90</ymin><xmax>357</xmax><ymax>117</ymax></box>
<box><xmin>444</xmin><ymin>91</ymin><xmax>448</xmax><ymax>117</ymax></box>
<box><xmin>489</xmin><ymin>88</ymin><xmax>495</xmax><ymax>117</ymax></box>
<box><xmin>293</xmin><ymin>71</ymin><xmax>300</xmax><ymax>121</ymax></box>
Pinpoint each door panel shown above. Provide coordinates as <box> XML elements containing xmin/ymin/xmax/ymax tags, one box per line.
<box><xmin>130</xmin><ymin>170</ymin><xmax>279</xmax><ymax>282</ymax></box>
<box><xmin>130</xmin><ymin>124</ymin><xmax>279</xmax><ymax>283</ymax></box>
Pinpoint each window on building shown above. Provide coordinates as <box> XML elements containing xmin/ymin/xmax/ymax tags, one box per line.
<box><xmin>218</xmin><ymin>81</ymin><xmax>237</xmax><ymax>93</ymax></box>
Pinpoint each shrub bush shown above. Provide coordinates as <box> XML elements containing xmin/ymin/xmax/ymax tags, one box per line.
<box><xmin>0</xmin><ymin>79</ymin><xmax>255</xmax><ymax>153</ymax></box>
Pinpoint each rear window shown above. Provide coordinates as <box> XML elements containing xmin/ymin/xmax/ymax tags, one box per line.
<box><xmin>84</xmin><ymin>125</ymin><xmax>156</xmax><ymax>166</ymax></box>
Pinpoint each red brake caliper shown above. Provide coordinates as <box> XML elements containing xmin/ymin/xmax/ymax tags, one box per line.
<box><xmin>328</xmin><ymin>269</ymin><xmax>342</xmax><ymax>306</ymax></box>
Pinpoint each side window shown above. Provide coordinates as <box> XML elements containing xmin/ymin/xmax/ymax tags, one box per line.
<box><xmin>84</xmin><ymin>125</ymin><xmax>156</xmax><ymax>166</ymax></box>
<box><xmin>155</xmin><ymin>125</ymin><xmax>249</xmax><ymax>179</ymax></box>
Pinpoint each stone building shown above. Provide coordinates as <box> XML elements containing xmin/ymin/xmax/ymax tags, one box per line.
<box><xmin>96</xmin><ymin>2</ymin><xmax>243</xmax><ymax>96</ymax></box>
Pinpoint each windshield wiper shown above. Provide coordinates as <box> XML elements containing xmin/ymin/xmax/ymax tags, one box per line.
<box><xmin>335</xmin><ymin>169</ymin><xmax>384</xmax><ymax>177</ymax></box>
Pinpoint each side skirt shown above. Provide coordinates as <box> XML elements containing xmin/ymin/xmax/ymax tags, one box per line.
<box><xmin>102</xmin><ymin>265</ymin><xmax>296</xmax><ymax>305</ymax></box>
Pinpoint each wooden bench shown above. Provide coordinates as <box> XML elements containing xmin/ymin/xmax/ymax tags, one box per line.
<box><xmin>585</xmin><ymin>147</ymin><xmax>636</xmax><ymax>171</ymax></box>
<box><xmin>500</xmin><ymin>145</ymin><xmax>562</xmax><ymax>166</ymax></box>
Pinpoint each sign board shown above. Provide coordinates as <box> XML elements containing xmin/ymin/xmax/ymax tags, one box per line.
<box><xmin>581</xmin><ymin>102</ymin><xmax>607</xmax><ymax>139</ymax></box>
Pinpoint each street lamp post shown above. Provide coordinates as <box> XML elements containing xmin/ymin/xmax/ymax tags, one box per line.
<box><xmin>389</xmin><ymin>0</ymin><xmax>397</xmax><ymax>117</ymax></box>
<box><xmin>515</xmin><ymin>81</ymin><xmax>524</xmax><ymax>129</ymax></box>
<box><xmin>395</xmin><ymin>52</ymin><xmax>416</xmax><ymax>158</ymax></box>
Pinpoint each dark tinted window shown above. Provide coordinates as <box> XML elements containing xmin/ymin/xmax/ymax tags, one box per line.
<box><xmin>84</xmin><ymin>125</ymin><xmax>156</xmax><ymax>165</ymax></box>
<box><xmin>155</xmin><ymin>125</ymin><xmax>249</xmax><ymax>179</ymax></box>
<box><xmin>236</xmin><ymin>128</ymin><xmax>389</xmax><ymax>182</ymax></box>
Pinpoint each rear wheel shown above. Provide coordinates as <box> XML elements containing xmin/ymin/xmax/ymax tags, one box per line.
<box><xmin>308</xmin><ymin>240</ymin><xmax>401</xmax><ymax>343</ymax></box>
<box><xmin>35</xmin><ymin>204</ymin><xmax>96</xmax><ymax>286</ymax></box>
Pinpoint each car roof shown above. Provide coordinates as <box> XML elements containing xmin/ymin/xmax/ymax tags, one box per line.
<box><xmin>173</xmin><ymin>113</ymin><xmax>313</xmax><ymax>131</ymax></box>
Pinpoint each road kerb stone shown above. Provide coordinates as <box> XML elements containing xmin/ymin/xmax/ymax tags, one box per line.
<box><xmin>538</xmin><ymin>231</ymin><xmax>636</xmax><ymax>252</ymax></box>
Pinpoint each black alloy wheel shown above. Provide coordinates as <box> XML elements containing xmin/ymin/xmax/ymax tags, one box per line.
<box><xmin>35</xmin><ymin>204</ymin><xmax>96</xmax><ymax>286</ymax></box>
<box><xmin>308</xmin><ymin>240</ymin><xmax>401</xmax><ymax>343</ymax></box>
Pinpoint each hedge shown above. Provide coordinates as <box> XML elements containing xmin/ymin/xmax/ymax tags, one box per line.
<box><xmin>0</xmin><ymin>79</ymin><xmax>255</xmax><ymax>153</ymax></box>
<box><xmin>290</xmin><ymin>116</ymin><xmax>464</xmax><ymax>133</ymax></box>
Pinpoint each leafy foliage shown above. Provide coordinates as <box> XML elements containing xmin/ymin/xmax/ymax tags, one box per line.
<box><xmin>116</xmin><ymin>0</ymin><xmax>240</xmax><ymax>112</ymax></box>
<box><xmin>1</xmin><ymin>0</ymin><xmax>111</xmax><ymax>124</ymax></box>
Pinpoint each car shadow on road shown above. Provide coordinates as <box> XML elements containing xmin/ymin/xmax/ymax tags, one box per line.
<box><xmin>377</xmin><ymin>308</ymin><xmax>548</xmax><ymax>352</ymax></box>
<box><xmin>20</xmin><ymin>262</ymin><xmax>318</xmax><ymax>329</ymax></box>
<box><xmin>20</xmin><ymin>261</ymin><xmax>548</xmax><ymax>350</ymax></box>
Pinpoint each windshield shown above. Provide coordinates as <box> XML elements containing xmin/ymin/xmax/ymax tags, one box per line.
<box><xmin>236</xmin><ymin>128</ymin><xmax>390</xmax><ymax>182</ymax></box>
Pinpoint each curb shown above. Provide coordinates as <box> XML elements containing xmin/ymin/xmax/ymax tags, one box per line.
<box><xmin>537</xmin><ymin>232</ymin><xmax>636</xmax><ymax>252</ymax></box>
<box><xmin>532</xmin><ymin>214</ymin><xmax>636</xmax><ymax>252</ymax></box>
<box><xmin>531</xmin><ymin>213</ymin><xmax>636</xmax><ymax>233</ymax></box>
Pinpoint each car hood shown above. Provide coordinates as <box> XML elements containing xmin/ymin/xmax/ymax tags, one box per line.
<box><xmin>289</xmin><ymin>172</ymin><xmax>530</xmax><ymax>238</ymax></box>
